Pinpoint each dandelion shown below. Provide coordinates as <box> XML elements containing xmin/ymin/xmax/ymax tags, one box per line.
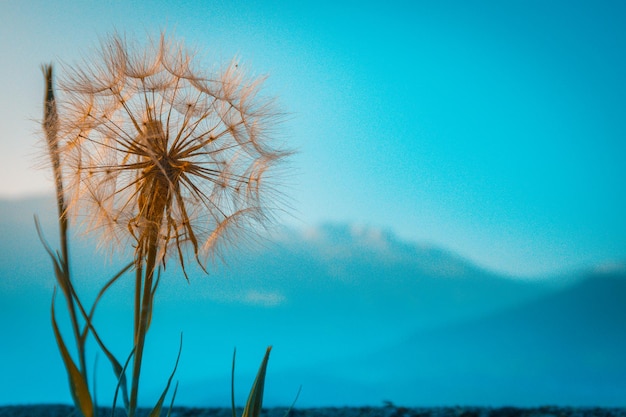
<box><xmin>58</xmin><ymin>32</ymin><xmax>288</xmax><ymax>271</ymax></box>
<box><xmin>52</xmin><ymin>32</ymin><xmax>290</xmax><ymax>416</ymax></box>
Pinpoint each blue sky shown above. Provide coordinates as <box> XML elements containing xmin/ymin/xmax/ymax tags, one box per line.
<box><xmin>1</xmin><ymin>0</ymin><xmax>625</xmax><ymax>277</ymax></box>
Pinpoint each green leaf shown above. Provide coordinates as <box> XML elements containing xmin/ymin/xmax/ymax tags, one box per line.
<box><xmin>51</xmin><ymin>294</ymin><xmax>93</xmax><ymax>417</ymax></box>
<box><xmin>81</xmin><ymin>261</ymin><xmax>133</xmax><ymax>341</ymax></box>
<box><xmin>80</xmin><ymin>262</ymin><xmax>134</xmax><ymax>410</ymax></box>
<box><xmin>145</xmin><ymin>266</ymin><xmax>162</xmax><ymax>334</ymax></box>
<box><xmin>282</xmin><ymin>385</ymin><xmax>302</xmax><ymax>417</ymax></box>
<box><xmin>94</xmin><ymin>332</ymin><xmax>130</xmax><ymax>411</ymax></box>
<box><xmin>231</xmin><ymin>348</ymin><xmax>237</xmax><ymax>417</ymax></box>
<box><xmin>34</xmin><ymin>216</ymin><xmax>70</xmax><ymax>296</ymax></box>
<box><xmin>165</xmin><ymin>381</ymin><xmax>179</xmax><ymax>417</ymax></box>
<box><xmin>147</xmin><ymin>334</ymin><xmax>183</xmax><ymax>417</ymax></box>
<box><xmin>111</xmin><ymin>346</ymin><xmax>135</xmax><ymax>417</ymax></box>
<box><xmin>242</xmin><ymin>346</ymin><xmax>272</xmax><ymax>417</ymax></box>
<box><xmin>92</xmin><ymin>355</ymin><xmax>98</xmax><ymax>414</ymax></box>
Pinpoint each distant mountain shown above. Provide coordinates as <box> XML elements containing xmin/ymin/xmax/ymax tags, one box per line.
<box><xmin>0</xmin><ymin>196</ymin><xmax>610</xmax><ymax>408</ymax></box>
<box><xmin>316</xmin><ymin>270</ymin><xmax>626</xmax><ymax>407</ymax></box>
<box><xmin>0</xmin><ymin>195</ymin><xmax>560</xmax><ymax>332</ymax></box>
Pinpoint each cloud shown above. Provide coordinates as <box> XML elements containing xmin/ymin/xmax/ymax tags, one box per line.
<box><xmin>242</xmin><ymin>290</ymin><xmax>286</xmax><ymax>307</ymax></box>
<box><xmin>592</xmin><ymin>261</ymin><xmax>626</xmax><ymax>275</ymax></box>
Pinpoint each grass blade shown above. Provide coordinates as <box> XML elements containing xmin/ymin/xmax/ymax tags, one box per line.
<box><xmin>111</xmin><ymin>347</ymin><xmax>135</xmax><ymax>417</ymax></box>
<box><xmin>165</xmin><ymin>381</ymin><xmax>179</xmax><ymax>417</ymax></box>
<box><xmin>231</xmin><ymin>348</ymin><xmax>237</xmax><ymax>417</ymax></box>
<box><xmin>92</xmin><ymin>355</ymin><xmax>101</xmax><ymax>417</ymax></box>
<box><xmin>147</xmin><ymin>333</ymin><xmax>183</xmax><ymax>417</ymax></box>
<box><xmin>242</xmin><ymin>346</ymin><xmax>272</xmax><ymax>417</ymax></box>
<box><xmin>282</xmin><ymin>385</ymin><xmax>302</xmax><ymax>417</ymax></box>
<box><xmin>34</xmin><ymin>216</ymin><xmax>69</xmax><ymax>296</ymax></box>
<box><xmin>51</xmin><ymin>292</ymin><xmax>94</xmax><ymax>417</ymax></box>
<box><xmin>78</xmin><ymin>262</ymin><xmax>134</xmax><ymax>410</ymax></box>
<box><xmin>81</xmin><ymin>261</ymin><xmax>134</xmax><ymax>341</ymax></box>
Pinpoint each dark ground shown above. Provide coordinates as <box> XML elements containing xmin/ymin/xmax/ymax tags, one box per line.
<box><xmin>1</xmin><ymin>406</ymin><xmax>625</xmax><ymax>417</ymax></box>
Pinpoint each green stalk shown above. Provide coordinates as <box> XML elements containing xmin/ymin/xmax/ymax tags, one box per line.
<box><xmin>43</xmin><ymin>64</ymin><xmax>91</xmax><ymax>412</ymax></box>
<box><xmin>128</xmin><ymin>259</ymin><xmax>154</xmax><ymax>417</ymax></box>
<box><xmin>133</xmin><ymin>262</ymin><xmax>143</xmax><ymax>345</ymax></box>
<box><xmin>128</xmin><ymin>185</ymin><xmax>167</xmax><ymax>417</ymax></box>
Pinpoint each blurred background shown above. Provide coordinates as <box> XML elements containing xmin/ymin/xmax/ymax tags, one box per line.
<box><xmin>1</xmin><ymin>0</ymin><xmax>625</xmax><ymax>408</ymax></box>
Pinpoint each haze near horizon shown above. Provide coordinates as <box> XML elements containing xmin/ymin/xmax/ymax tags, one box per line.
<box><xmin>1</xmin><ymin>196</ymin><xmax>625</xmax><ymax>407</ymax></box>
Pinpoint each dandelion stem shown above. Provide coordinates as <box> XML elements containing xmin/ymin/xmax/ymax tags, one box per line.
<box><xmin>133</xmin><ymin>263</ymin><xmax>142</xmax><ymax>343</ymax></box>
<box><xmin>128</xmin><ymin>180</ymin><xmax>168</xmax><ymax>417</ymax></box>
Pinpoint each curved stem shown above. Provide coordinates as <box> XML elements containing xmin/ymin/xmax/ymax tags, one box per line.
<box><xmin>43</xmin><ymin>64</ymin><xmax>89</xmax><ymax>392</ymax></box>
<box><xmin>128</xmin><ymin>181</ymin><xmax>167</xmax><ymax>417</ymax></box>
<box><xmin>128</xmin><ymin>248</ymin><xmax>156</xmax><ymax>417</ymax></box>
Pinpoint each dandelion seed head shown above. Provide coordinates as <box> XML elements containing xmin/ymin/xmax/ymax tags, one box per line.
<box><xmin>54</xmin><ymin>31</ymin><xmax>290</xmax><ymax>271</ymax></box>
